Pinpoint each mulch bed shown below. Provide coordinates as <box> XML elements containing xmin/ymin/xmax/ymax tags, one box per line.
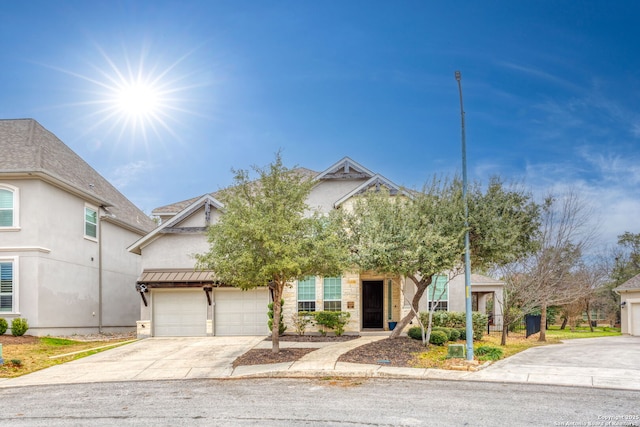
<box><xmin>233</xmin><ymin>335</ymin><xmax>425</xmax><ymax>368</ymax></box>
<box><xmin>265</xmin><ymin>334</ymin><xmax>360</xmax><ymax>342</ymax></box>
<box><xmin>0</xmin><ymin>335</ymin><xmax>39</xmax><ymax>345</ymax></box>
<box><xmin>338</xmin><ymin>337</ymin><xmax>426</xmax><ymax>367</ymax></box>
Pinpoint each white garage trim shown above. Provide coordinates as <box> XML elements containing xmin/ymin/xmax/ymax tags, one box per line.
<box><xmin>153</xmin><ymin>290</ymin><xmax>207</xmax><ymax>337</ymax></box>
<box><xmin>214</xmin><ymin>288</ymin><xmax>269</xmax><ymax>336</ymax></box>
<box><xmin>628</xmin><ymin>299</ymin><xmax>640</xmax><ymax>337</ymax></box>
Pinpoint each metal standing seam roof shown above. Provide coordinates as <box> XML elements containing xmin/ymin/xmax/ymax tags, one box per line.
<box><xmin>137</xmin><ymin>269</ymin><xmax>216</xmax><ymax>284</ymax></box>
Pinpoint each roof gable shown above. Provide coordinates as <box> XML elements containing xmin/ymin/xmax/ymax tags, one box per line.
<box><xmin>128</xmin><ymin>194</ymin><xmax>223</xmax><ymax>254</ymax></box>
<box><xmin>334</xmin><ymin>174</ymin><xmax>408</xmax><ymax>208</ymax></box>
<box><xmin>314</xmin><ymin>157</ymin><xmax>375</xmax><ymax>181</ymax></box>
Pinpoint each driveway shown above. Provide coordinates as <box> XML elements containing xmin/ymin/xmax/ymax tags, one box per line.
<box><xmin>471</xmin><ymin>335</ymin><xmax>640</xmax><ymax>390</ymax></box>
<box><xmin>0</xmin><ymin>336</ymin><xmax>265</xmax><ymax>388</ymax></box>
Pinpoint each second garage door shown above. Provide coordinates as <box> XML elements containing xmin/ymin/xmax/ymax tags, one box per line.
<box><xmin>214</xmin><ymin>288</ymin><xmax>269</xmax><ymax>336</ymax></box>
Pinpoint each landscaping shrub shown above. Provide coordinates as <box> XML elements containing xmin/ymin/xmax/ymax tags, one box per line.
<box><xmin>407</xmin><ymin>326</ymin><xmax>423</xmax><ymax>340</ymax></box>
<box><xmin>448</xmin><ymin>328</ymin><xmax>461</xmax><ymax>341</ymax></box>
<box><xmin>429</xmin><ymin>330</ymin><xmax>448</xmax><ymax>346</ymax></box>
<box><xmin>475</xmin><ymin>345</ymin><xmax>504</xmax><ymax>361</ymax></box>
<box><xmin>423</xmin><ymin>311</ymin><xmax>488</xmax><ymax>341</ymax></box>
<box><xmin>457</xmin><ymin>328</ymin><xmax>466</xmax><ymax>341</ymax></box>
<box><xmin>290</xmin><ymin>311</ymin><xmax>313</xmax><ymax>336</ymax></box>
<box><xmin>11</xmin><ymin>318</ymin><xmax>28</xmax><ymax>337</ymax></box>
<box><xmin>432</xmin><ymin>327</ymin><xmax>453</xmax><ymax>341</ymax></box>
<box><xmin>313</xmin><ymin>311</ymin><xmax>350</xmax><ymax>336</ymax></box>
<box><xmin>267</xmin><ymin>300</ymin><xmax>287</xmax><ymax>336</ymax></box>
<box><xmin>0</xmin><ymin>318</ymin><xmax>7</xmax><ymax>335</ymax></box>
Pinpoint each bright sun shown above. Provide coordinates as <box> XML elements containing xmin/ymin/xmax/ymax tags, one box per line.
<box><xmin>50</xmin><ymin>43</ymin><xmax>207</xmax><ymax>148</ymax></box>
<box><xmin>115</xmin><ymin>82</ymin><xmax>160</xmax><ymax>117</ymax></box>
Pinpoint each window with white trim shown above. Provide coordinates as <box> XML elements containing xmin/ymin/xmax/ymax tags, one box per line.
<box><xmin>427</xmin><ymin>275</ymin><xmax>448</xmax><ymax>311</ymax></box>
<box><xmin>0</xmin><ymin>185</ymin><xmax>18</xmax><ymax>228</ymax></box>
<box><xmin>0</xmin><ymin>260</ymin><xmax>15</xmax><ymax>313</ymax></box>
<box><xmin>323</xmin><ymin>277</ymin><xmax>342</xmax><ymax>311</ymax></box>
<box><xmin>84</xmin><ymin>206</ymin><xmax>98</xmax><ymax>239</ymax></box>
<box><xmin>297</xmin><ymin>276</ymin><xmax>316</xmax><ymax>312</ymax></box>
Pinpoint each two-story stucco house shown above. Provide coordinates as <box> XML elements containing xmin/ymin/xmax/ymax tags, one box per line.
<box><xmin>129</xmin><ymin>157</ymin><xmax>503</xmax><ymax>338</ymax></box>
<box><xmin>0</xmin><ymin>119</ymin><xmax>156</xmax><ymax>336</ymax></box>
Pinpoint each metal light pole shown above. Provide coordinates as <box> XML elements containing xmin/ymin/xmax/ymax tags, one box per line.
<box><xmin>455</xmin><ymin>70</ymin><xmax>474</xmax><ymax>360</ymax></box>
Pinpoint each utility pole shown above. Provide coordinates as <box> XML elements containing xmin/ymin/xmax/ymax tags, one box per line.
<box><xmin>455</xmin><ymin>70</ymin><xmax>474</xmax><ymax>360</ymax></box>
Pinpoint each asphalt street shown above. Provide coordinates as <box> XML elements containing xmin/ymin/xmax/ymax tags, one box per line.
<box><xmin>0</xmin><ymin>378</ymin><xmax>638</xmax><ymax>426</ymax></box>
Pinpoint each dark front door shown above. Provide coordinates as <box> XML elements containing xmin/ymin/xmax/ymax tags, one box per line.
<box><xmin>362</xmin><ymin>280</ymin><xmax>384</xmax><ymax>329</ymax></box>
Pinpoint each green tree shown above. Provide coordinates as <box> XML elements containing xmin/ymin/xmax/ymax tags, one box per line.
<box><xmin>612</xmin><ymin>232</ymin><xmax>640</xmax><ymax>284</ymax></box>
<box><xmin>196</xmin><ymin>153</ymin><xmax>348</xmax><ymax>353</ymax></box>
<box><xmin>343</xmin><ymin>177</ymin><xmax>539</xmax><ymax>338</ymax></box>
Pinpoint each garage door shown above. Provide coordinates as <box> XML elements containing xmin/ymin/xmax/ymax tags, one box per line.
<box><xmin>153</xmin><ymin>290</ymin><xmax>207</xmax><ymax>337</ymax></box>
<box><xmin>214</xmin><ymin>289</ymin><xmax>269</xmax><ymax>336</ymax></box>
<box><xmin>632</xmin><ymin>303</ymin><xmax>640</xmax><ymax>337</ymax></box>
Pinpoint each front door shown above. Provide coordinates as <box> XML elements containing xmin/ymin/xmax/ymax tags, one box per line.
<box><xmin>362</xmin><ymin>280</ymin><xmax>384</xmax><ymax>329</ymax></box>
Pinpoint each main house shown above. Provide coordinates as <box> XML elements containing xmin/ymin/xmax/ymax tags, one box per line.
<box><xmin>0</xmin><ymin>119</ymin><xmax>156</xmax><ymax>336</ymax></box>
<box><xmin>128</xmin><ymin>157</ymin><xmax>503</xmax><ymax>337</ymax></box>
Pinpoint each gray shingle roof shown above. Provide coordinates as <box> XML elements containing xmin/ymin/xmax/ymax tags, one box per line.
<box><xmin>615</xmin><ymin>273</ymin><xmax>640</xmax><ymax>292</ymax></box>
<box><xmin>0</xmin><ymin>118</ymin><xmax>155</xmax><ymax>234</ymax></box>
<box><xmin>152</xmin><ymin>167</ymin><xmax>318</xmax><ymax>216</ymax></box>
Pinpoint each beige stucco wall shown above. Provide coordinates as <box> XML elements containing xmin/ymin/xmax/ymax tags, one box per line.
<box><xmin>306</xmin><ymin>179</ymin><xmax>365</xmax><ymax>214</ymax></box>
<box><xmin>0</xmin><ymin>178</ymin><xmax>144</xmax><ymax>335</ymax></box>
<box><xmin>619</xmin><ymin>290</ymin><xmax>640</xmax><ymax>335</ymax></box>
<box><xmin>137</xmin><ymin>205</ymin><xmax>219</xmax><ymax>322</ymax></box>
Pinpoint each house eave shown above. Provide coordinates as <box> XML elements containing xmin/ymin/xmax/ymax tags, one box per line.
<box><xmin>0</xmin><ymin>170</ymin><xmax>111</xmax><ymax>207</ymax></box>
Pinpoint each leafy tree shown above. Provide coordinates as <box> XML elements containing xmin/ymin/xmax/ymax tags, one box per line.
<box><xmin>343</xmin><ymin>177</ymin><xmax>539</xmax><ymax>338</ymax></box>
<box><xmin>612</xmin><ymin>232</ymin><xmax>640</xmax><ymax>284</ymax></box>
<box><xmin>196</xmin><ymin>153</ymin><xmax>348</xmax><ymax>353</ymax></box>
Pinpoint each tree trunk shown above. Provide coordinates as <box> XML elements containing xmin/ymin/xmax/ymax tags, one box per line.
<box><xmin>501</xmin><ymin>318</ymin><xmax>509</xmax><ymax>346</ymax></box>
<box><xmin>586</xmin><ymin>300</ymin><xmax>593</xmax><ymax>332</ymax></box>
<box><xmin>389</xmin><ymin>277</ymin><xmax>430</xmax><ymax>339</ymax></box>
<box><xmin>560</xmin><ymin>315</ymin><xmax>568</xmax><ymax>330</ymax></box>
<box><xmin>271</xmin><ymin>282</ymin><xmax>284</xmax><ymax>354</ymax></box>
<box><xmin>538</xmin><ymin>302</ymin><xmax>547</xmax><ymax>342</ymax></box>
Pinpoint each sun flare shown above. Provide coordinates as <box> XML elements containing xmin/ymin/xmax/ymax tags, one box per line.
<box><xmin>115</xmin><ymin>82</ymin><xmax>160</xmax><ymax>117</ymax></box>
<box><xmin>51</xmin><ymin>44</ymin><xmax>206</xmax><ymax>149</ymax></box>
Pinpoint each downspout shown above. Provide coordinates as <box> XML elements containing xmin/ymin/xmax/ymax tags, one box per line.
<box><xmin>98</xmin><ymin>210</ymin><xmax>103</xmax><ymax>333</ymax></box>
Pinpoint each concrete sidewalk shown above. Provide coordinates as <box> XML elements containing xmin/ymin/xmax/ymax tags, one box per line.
<box><xmin>1</xmin><ymin>335</ymin><xmax>639</xmax><ymax>391</ymax></box>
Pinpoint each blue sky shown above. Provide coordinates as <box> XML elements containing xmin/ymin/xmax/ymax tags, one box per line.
<box><xmin>1</xmin><ymin>1</ymin><xmax>639</xmax><ymax>249</ymax></box>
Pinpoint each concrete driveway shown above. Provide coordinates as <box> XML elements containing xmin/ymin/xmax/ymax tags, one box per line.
<box><xmin>472</xmin><ymin>335</ymin><xmax>640</xmax><ymax>390</ymax></box>
<box><xmin>0</xmin><ymin>336</ymin><xmax>265</xmax><ymax>388</ymax></box>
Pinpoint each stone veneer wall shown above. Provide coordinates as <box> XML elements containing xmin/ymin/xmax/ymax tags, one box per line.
<box><xmin>282</xmin><ymin>272</ymin><xmax>406</xmax><ymax>334</ymax></box>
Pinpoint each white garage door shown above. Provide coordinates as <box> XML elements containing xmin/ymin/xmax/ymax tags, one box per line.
<box><xmin>632</xmin><ymin>303</ymin><xmax>640</xmax><ymax>337</ymax></box>
<box><xmin>214</xmin><ymin>289</ymin><xmax>269</xmax><ymax>336</ymax></box>
<box><xmin>153</xmin><ymin>290</ymin><xmax>207</xmax><ymax>337</ymax></box>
